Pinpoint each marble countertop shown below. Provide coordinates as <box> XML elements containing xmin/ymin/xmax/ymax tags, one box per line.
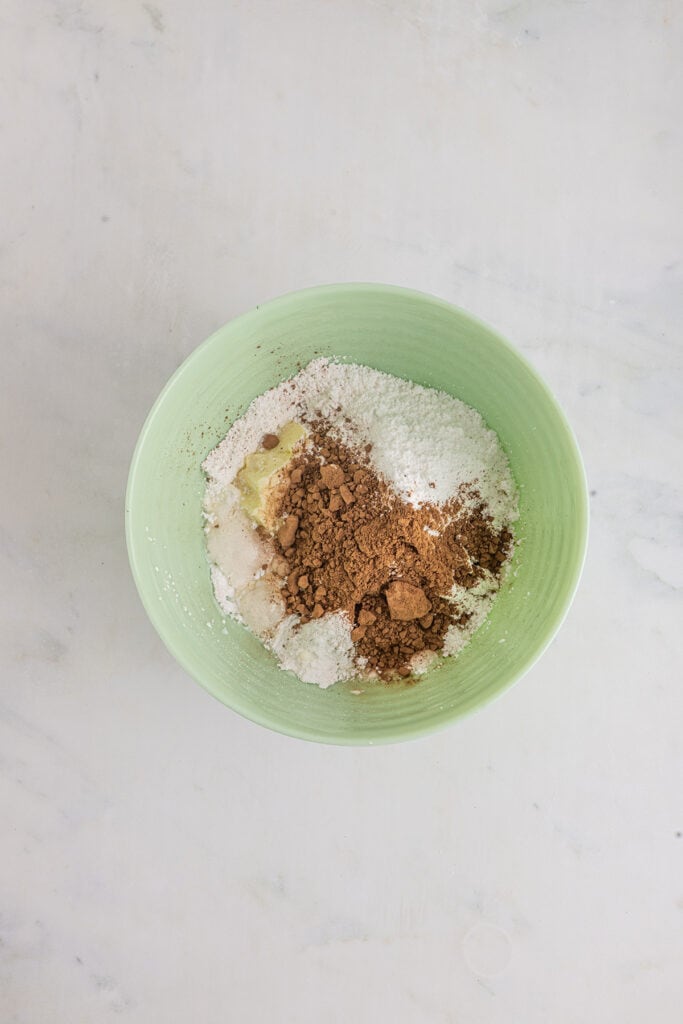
<box><xmin>2</xmin><ymin>1</ymin><xmax>681</xmax><ymax>1020</ymax></box>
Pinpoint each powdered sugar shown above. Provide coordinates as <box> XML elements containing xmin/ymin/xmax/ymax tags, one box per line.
<box><xmin>270</xmin><ymin>612</ymin><xmax>356</xmax><ymax>688</ymax></box>
<box><xmin>203</xmin><ymin>358</ymin><xmax>517</xmax><ymax>528</ymax></box>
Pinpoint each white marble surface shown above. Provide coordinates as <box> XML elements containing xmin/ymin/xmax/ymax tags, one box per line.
<box><xmin>2</xmin><ymin>1</ymin><xmax>682</xmax><ymax>1020</ymax></box>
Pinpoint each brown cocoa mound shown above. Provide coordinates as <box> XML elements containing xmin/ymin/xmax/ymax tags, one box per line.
<box><xmin>266</xmin><ymin>427</ymin><xmax>513</xmax><ymax>680</ymax></box>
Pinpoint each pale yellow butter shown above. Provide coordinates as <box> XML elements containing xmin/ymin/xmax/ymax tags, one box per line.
<box><xmin>235</xmin><ymin>421</ymin><xmax>307</xmax><ymax>528</ymax></box>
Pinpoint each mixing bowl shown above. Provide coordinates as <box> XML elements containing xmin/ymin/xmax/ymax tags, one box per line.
<box><xmin>126</xmin><ymin>284</ymin><xmax>588</xmax><ymax>744</ymax></box>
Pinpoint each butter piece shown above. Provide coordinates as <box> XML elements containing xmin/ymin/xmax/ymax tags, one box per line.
<box><xmin>235</xmin><ymin>421</ymin><xmax>307</xmax><ymax>527</ymax></box>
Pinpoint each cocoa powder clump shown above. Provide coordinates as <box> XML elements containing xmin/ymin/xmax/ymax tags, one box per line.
<box><xmin>269</xmin><ymin>427</ymin><xmax>513</xmax><ymax>680</ymax></box>
<box><xmin>385</xmin><ymin>581</ymin><xmax>432</xmax><ymax>621</ymax></box>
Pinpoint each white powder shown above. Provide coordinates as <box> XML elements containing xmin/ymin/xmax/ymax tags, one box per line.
<box><xmin>210</xmin><ymin>565</ymin><xmax>239</xmax><ymax>618</ymax></box>
<box><xmin>203</xmin><ymin>358</ymin><xmax>517</xmax><ymax>527</ymax></box>
<box><xmin>443</xmin><ymin>574</ymin><xmax>500</xmax><ymax>655</ymax></box>
<box><xmin>203</xmin><ymin>358</ymin><xmax>518</xmax><ymax>687</ymax></box>
<box><xmin>204</xmin><ymin>484</ymin><xmax>270</xmax><ymax>618</ymax></box>
<box><xmin>269</xmin><ymin>612</ymin><xmax>356</xmax><ymax>688</ymax></box>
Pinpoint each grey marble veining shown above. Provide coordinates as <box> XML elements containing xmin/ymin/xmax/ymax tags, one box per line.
<box><xmin>1</xmin><ymin>1</ymin><xmax>681</xmax><ymax>1021</ymax></box>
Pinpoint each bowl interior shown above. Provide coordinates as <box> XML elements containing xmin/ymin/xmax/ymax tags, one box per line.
<box><xmin>126</xmin><ymin>284</ymin><xmax>587</xmax><ymax>744</ymax></box>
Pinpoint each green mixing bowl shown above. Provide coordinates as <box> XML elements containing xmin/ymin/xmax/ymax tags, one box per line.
<box><xmin>126</xmin><ymin>284</ymin><xmax>588</xmax><ymax>744</ymax></box>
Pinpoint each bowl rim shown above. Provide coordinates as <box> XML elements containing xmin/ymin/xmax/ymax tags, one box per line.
<box><xmin>125</xmin><ymin>282</ymin><xmax>589</xmax><ymax>745</ymax></box>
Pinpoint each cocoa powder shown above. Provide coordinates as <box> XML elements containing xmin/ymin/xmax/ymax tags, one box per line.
<box><xmin>266</xmin><ymin>427</ymin><xmax>513</xmax><ymax>679</ymax></box>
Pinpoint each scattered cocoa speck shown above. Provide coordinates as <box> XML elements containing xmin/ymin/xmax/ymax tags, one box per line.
<box><xmin>358</xmin><ymin>609</ymin><xmax>376</xmax><ymax>626</ymax></box>
<box><xmin>397</xmin><ymin>665</ymin><xmax>412</xmax><ymax>677</ymax></box>
<box><xmin>351</xmin><ymin>626</ymin><xmax>366</xmax><ymax>642</ymax></box>
<box><xmin>311</xmin><ymin>603</ymin><xmax>324</xmax><ymax>619</ymax></box>
<box><xmin>262</xmin><ymin>433</ymin><xmax>280</xmax><ymax>450</ymax></box>
<box><xmin>290</xmin><ymin>467</ymin><xmax>303</xmax><ymax>485</ymax></box>
<box><xmin>298</xmin><ymin>574</ymin><xmax>309</xmax><ymax>589</ymax></box>
<box><xmin>419</xmin><ymin>612</ymin><xmax>434</xmax><ymax>629</ymax></box>
<box><xmin>328</xmin><ymin>494</ymin><xmax>343</xmax><ymax>512</ymax></box>
<box><xmin>339</xmin><ymin>483</ymin><xmax>355</xmax><ymax>505</ymax></box>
